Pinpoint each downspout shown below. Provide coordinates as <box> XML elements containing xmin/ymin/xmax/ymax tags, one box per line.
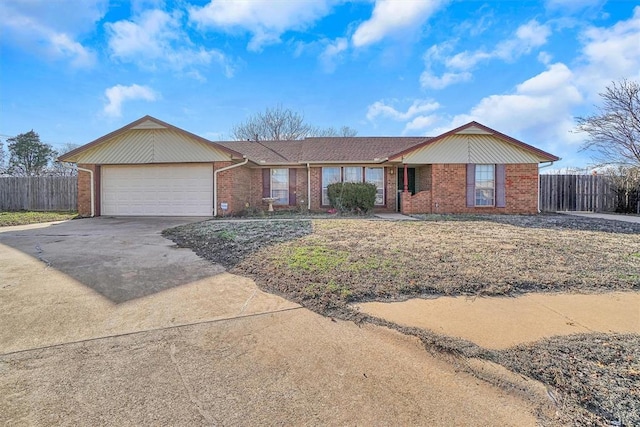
<box><xmin>77</xmin><ymin>166</ymin><xmax>95</xmax><ymax>217</ymax></box>
<box><xmin>538</xmin><ymin>160</ymin><xmax>557</xmax><ymax>213</ymax></box>
<box><xmin>213</xmin><ymin>157</ymin><xmax>248</xmax><ymax>217</ymax></box>
<box><xmin>307</xmin><ymin>163</ymin><xmax>311</xmax><ymax>210</ymax></box>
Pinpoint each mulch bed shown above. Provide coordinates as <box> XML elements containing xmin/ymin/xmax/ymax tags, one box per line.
<box><xmin>163</xmin><ymin>214</ymin><xmax>640</xmax><ymax>426</ymax></box>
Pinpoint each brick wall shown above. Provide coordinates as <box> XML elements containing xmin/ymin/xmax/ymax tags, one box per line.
<box><xmin>215</xmin><ymin>162</ymin><xmax>255</xmax><ymax>215</ymax></box>
<box><xmin>383</xmin><ymin>167</ymin><xmax>397</xmax><ymax>211</ymax></box>
<box><xmin>401</xmin><ymin>190</ymin><xmax>432</xmax><ymax>214</ymax></box>
<box><xmin>310</xmin><ymin>167</ymin><xmax>322</xmax><ymax>210</ymax></box>
<box><xmin>77</xmin><ymin>163</ymin><xmax>97</xmax><ymax>217</ymax></box>
<box><xmin>295</xmin><ymin>168</ymin><xmax>309</xmax><ymax>210</ymax></box>
<box><xmin>416</xmin><ymin>165</ymin><xmax>432</xmax><ymax>192</ymax></box>
<box><xmin>429</xmin><ymin>163</ymin><xmax>539</xmax><ymax>214</ymax></box>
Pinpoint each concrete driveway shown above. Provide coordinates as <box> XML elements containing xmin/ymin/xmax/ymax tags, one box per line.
<box><xmin>1</xmin><ymin>218</ymin><xmax>548</xmax><ymax>426</ymax></box>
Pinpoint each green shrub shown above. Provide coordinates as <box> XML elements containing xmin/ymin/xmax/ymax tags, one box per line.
<box><xmin>327</xmin><ymin>182</ymin><xmax>377</xmax><ymax>213</ymax></box>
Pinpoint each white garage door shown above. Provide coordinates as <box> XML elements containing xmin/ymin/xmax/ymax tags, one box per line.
<box><xmin>102</xmin><ymin>164</ymin><xmax>213</xmax><ymax>216</ymax></box>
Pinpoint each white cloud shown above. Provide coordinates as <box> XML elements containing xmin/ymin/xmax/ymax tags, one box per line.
<box><xmin>575</xmin><ymin>6</ymin><xmax>640</xmax><ymax>98</ymax></box>
<box><xmin>0</xmin><ymin>0</ymin><xmax>105</xmax><ymax>67</ymax></box>
<box><xmin>103</xmin><ymin>84</ymin><xmax>159</xmax><ymax>117</ymax></box>
<box><xmin>420</xmin><ymin>71</ymin><xmax>472</xmax><ymax>89</ymax></box>
<box><xmin>537</xmin><ymin>51</ymin><xmax>553</xmax><ymax>65</ymax></box>
<box><xmin>319</xmin><ymin>38</ymin><xmax>348</xmax><ymax>73</ymax></box>
<box><xmin>367</xmin><ymin>99</ymin><xmax>440</xmax><ymax>122</ymax></box>
<box><xmin>404</xmin><ymin>115</ymin><xmax>439</xmax><ymax>133</ymax></box>
<box><xmin>447</xmin><ymin>20</ymin><xmax>551</xmax><ymax>71</ymax></box>
<box><xmin>436</xmin><ymin>63</ymin><xmax>583</xmax><ymax>151</ymax></box>
<box><xmin>421</xmin><ymin>19</ymin><xmax>551</xmax><ymax>89</ymax></box>
<box><xmin>106</xmin><ymin>9</ymin><xmax>234</xmax><ymax>77</ymax></box>
<box><xmin>352</xmin><ymin>0</ymin><xmax>448</xmax><ymax>48</ymax></box>
<box><xmin>189</xmin><ymin>0</ymin><xmax>335</xmax><ymax>51</ymax></box>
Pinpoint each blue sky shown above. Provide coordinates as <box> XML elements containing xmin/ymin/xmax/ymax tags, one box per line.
<box><xmin>1</xmin><ymin>0</ymin><xmax>639</xmax><ymax>170</ymax></box>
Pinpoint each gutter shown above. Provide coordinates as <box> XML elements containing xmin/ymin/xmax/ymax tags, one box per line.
<box><xmin>298</xmin><ymin>158</ymin><xmax>389</xmax><ymax>165</ymax></box>
<box><xmin>213</xmin><ymin>157</ymin><xmax>248</xmax><ymax>217</ymax></box>
<box><xmin>538</xmin><ymin>160</ymin><xmax>558</xmax><ymax>213</ymax></box>
<box><xmin>77</xmin><ymin>166</ymin><xmax>95</xmax><ymax>217</ymax></box>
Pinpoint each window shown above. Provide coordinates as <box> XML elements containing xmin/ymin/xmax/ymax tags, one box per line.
<box><xmin>321</xmin><ymin>166</ymin><xmax>385</xmax><ymax>206</ymax></box>
<box><xmin>322</xmin><ymin>167</ymin><xmax>341</xmax><ymax>205</ymax></box>
<box><xmin>475</xmin><ymin>164</ymin><xmax>495</xmax><ymax>206</ymax></box>
<box><xmin>271</xmin><ymin>168</ymin><xmax>289</xmax><ymax>205</ymax></box>
<box><xmin>365</xmin><ymin>167</ymin><xmax>384</xmax><ymax>206</ymax></box>
<box><xmin>343</xmin><ymin>167</ymin><xmax>362</xmax><ymax>183</ymax></box>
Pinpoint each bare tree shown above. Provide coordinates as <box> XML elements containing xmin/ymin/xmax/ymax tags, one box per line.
<box><xmin>48</xmin><ymin>143</ymin><xmax>80</xmax><ymax>176</ymax></box>
<box><xmin>602</xmin><ymin>165</ymin><xmax>640</xmax><ymax>213</ymax></box>
<box><xmin>231</xmin><ymin>105</ymin><xmax>357</xmax><ymax>141</ymax></box>
<box><xmin>310</xmin><ymin>125</ymin><xmax>359</xmax><ymax>137</ymax></box>
<box><xmin>232</xmin><ymin>105</ymin><xmax>312</xmax><ymax>141</ymax></box>
<box><xmin>576</xmin><ymin>79</ymin><xmax>640</xmax><ymax>166</ymax></box>
<box><xmin>0</xmin><ymin>140</ymin><xmax>6</xmax><ymax>174</ymax></box>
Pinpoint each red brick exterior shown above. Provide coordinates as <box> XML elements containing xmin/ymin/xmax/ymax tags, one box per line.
<box><xmin>416</xmin><ymin>165</ymin><xmax>432</xmax><ymax>192</ymax></box>
<box><xmin>309</xmin><ymin>167</ymin><xmax>322</xmax><ymax>210</ymax></box>
<box><xmin>401</xmin><ymin>163</ymin><xmax>539</xmax><ymax>215</ymax></box>
<box><xmin>76</xmin><ymin>161</ymin><xmax>539</xmax><ymax>217</ymax></box>
<box><xmin>77</xmin><ymin>163</ymin><xmax>98</xmax><ymax>217</ymax></box>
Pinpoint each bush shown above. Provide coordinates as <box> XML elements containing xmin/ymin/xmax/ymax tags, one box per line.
<box><xmin>327</xmin><ymin>182</ymin><xmax>377</xmax><ymax>214</ymax></box>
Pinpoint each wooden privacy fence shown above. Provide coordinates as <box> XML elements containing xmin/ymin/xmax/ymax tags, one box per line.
<box><xmin>539</xmin><ymin>174</ymin><xmax>617</xmax><ymax>212</ymax></box>
<box><xmin>0</xmin><ymin>176</ymin><xmax>77</xmax><ymax>211</ymax></box>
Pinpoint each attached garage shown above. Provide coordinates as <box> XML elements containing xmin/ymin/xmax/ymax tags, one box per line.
<box><xmin>101</xmin><ymin>164</ymin><xmax>213</xmax><ymax>216</ymax></box>
<box><xmin>58</xmin><ymin>116</ymin><xmax>245</xmax><ymax>217</ymax></box>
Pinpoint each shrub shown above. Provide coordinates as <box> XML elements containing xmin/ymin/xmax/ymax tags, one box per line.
<box><xmin>327</xmin><ymin>182</ymin><xmax>377</xmax><ymax>214</ymax></box>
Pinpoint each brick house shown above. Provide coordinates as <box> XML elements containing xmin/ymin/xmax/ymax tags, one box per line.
<box><xmin>58</xmin><ymin>115</ymin><xmax>559</xmax><ymax>217</ymax></box>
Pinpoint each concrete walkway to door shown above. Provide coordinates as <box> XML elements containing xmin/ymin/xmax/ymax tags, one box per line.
<box><xmin>374</xmin><ymin>213</ymin><xmax>418</xmax><ymax>221</ymax></box>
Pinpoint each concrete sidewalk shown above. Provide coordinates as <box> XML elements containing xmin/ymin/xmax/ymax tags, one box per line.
<box><xmin>374</xmin><ymin>213</ymin><xmax>418</xmax><ymax>221</ymax></box>
<box><xmin>562</xmin><ymin>211</ymin><xmax>640</xmax><ymax>224</ymax></box>
<box><xmin>356</xmin><ymin>292</ymin><xmax>640</xmax><ymax>349</ymax></box>
<box><xmin>0</xmin><ymin>218</ymin><xmax>547</xmax><ymax>426</ymax></box>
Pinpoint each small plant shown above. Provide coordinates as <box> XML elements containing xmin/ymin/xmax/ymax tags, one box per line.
<box><xmin>216</xmin><ymin>230</ymin><xmax>237</xmax><ymax>241</ymax></box>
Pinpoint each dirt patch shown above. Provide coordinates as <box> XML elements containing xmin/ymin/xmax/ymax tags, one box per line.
<box><xmin>163</xmin><ymin>214</ymin><xmax>640</xmax><ymax>426</ymax></box>
<box><xmin>495</xmin><ymin>333</ymin><xmax>640</xmax><ymax>427</ymax></box>
<box><xmin>162</xmin><ymin>220</ymin><xmax>313</xmax><ymax>268</ymax></box>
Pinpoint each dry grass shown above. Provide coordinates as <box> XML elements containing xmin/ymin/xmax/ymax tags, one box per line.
<box><xmin>236</xmin><ymin>218</ymin><xmax>640</xmax><ymax>308</ymax></box>
<box><xmin>164</xmin><ymin>214</ymin><xmax>640</xmax><ymax>426</ymax></box>
<box><xmin>0</xmin><ymin>211</ymin><xmax>77</xmax><ymax>227</ymax></box>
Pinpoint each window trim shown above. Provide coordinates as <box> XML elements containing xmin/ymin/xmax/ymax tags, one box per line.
<box><xmin>474</xmin><ymin>164</ymin><xmax>495</xmax><ymax>207</ymax></box>
<box><xmin>320</xmin><ymin>166</ymin><xmax>385</xmax><ymax>207</ymax></box>
<box><xmin>270</xmin><ymin>168</ymin><xmax>289</xmax><ymax>205</ymax></box>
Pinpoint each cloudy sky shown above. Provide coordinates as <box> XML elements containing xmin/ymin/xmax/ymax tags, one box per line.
<box><xmin>1</xmin><ymin>0</ymin><xmax>639</xmax><ymax>169</ymax></box>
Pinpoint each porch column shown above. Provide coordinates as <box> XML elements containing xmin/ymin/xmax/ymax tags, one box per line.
<box><xmin>403</xmin><ymin>164</ymin><xmax>409</xmax><ymax>193</ymax></box>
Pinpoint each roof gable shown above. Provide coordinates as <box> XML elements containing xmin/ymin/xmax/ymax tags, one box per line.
<box><xmin>390</xmin><ymin>121</ymin><xmax>559</xmax><ymax>163</ymax></box>
<box><xmin>59</xmin><ymin>115</ymin><xmax>243</xmax><ymax>163</ymax></box>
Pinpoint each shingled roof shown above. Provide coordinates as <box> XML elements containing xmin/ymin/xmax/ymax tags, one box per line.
<box><xmin>217</xmin><ymin>137</ymin><xmax>428</xmax><ymax>164</ymax></box>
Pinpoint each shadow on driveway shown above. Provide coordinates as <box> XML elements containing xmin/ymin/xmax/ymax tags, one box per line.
<box><xmin>0</xmin><ymin>217</ymin><xmax>224</xmax><ymax>303</ymax></box>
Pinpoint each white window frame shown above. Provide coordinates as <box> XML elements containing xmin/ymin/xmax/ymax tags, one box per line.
<box><xmin>271</xmin><ymin>168</ymin><xmax>289</xmax><ymax>205</ymax></box>
<box><xmin>475</xmin><ymin>164</ymin><xmax>495</xmax><ymax>207</ymax></box>
<box><xmin>321</xmin><ymin>166</ymin><xmax>385</xmax><ymax>206</ymax></box>
<box><xmin>365</xmin><ymin>167</ymin><xmax>385</xmax><ymax>206</ymax></box>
